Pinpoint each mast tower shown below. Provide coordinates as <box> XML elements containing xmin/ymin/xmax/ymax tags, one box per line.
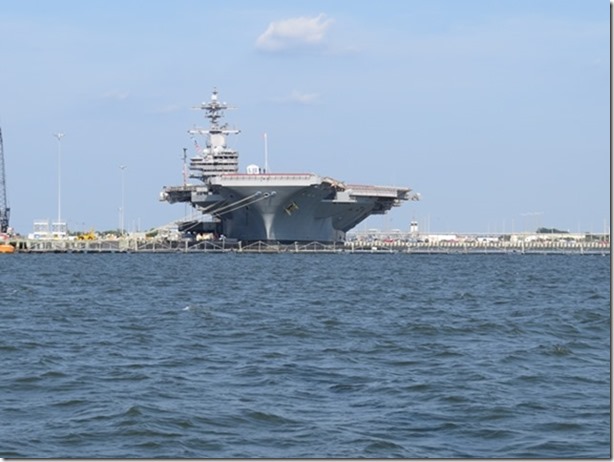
<box><xmin>188</xmin><ymin>89</ymin><xmax>240</xmax><ymax>180</ymax></box>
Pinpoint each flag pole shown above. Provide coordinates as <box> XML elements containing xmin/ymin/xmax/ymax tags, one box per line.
<box><xmin>264</xmin><ymin>132</ymin><xmax>269</xmax><ymax>173</ymax></box>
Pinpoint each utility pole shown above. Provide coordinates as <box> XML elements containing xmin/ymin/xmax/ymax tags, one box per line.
<box><xmin>0</xmin><ymin>127</ymin><xmax>10</xmax><ymax>233</ymax></box>
<box><xmin>119</xmin><ymin>165</ymin><xmax>126</xmax><ymax>235</ymax></box>
<box><xmin>54</xmin><ymin>132</ymin><xmax>65</xmax><ymax>235</ymax></box>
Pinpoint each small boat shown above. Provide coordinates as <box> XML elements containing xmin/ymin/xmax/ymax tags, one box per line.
<box><xmin>0</xmin><ymin>243</ymin><xmax>15</xmax><ymax>253</ymax></box>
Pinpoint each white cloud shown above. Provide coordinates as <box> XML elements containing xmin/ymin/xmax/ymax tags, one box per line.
<box><xmin>256</xmin><ymin>13</ymin><xmax>333</xmax><ymax>52</ymax></box>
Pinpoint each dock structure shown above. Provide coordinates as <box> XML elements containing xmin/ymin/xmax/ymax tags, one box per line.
<box><xmin>5</xmin><ymin>237</ymin><xmax>610</xmax><ymax>255</ymax></box>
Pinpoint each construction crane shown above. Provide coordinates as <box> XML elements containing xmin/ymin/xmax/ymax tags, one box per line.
<box><xmin>0</xmin><ymin>127</ymin><xmax>10</xmax><ymax>233</ymax></box>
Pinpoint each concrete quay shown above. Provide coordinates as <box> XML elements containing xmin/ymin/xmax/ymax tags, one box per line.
<box><xmin>347</xmin><ymin>239</ymin><xmax>610</xmax><ymax>255</ymax></box>
<box><xmin>5</xmin><ymin>237</ymin><xmax>610</xmax><ymax>255</ymax></box>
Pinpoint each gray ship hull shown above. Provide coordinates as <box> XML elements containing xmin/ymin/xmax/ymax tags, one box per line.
<box><xmin>163</xmin><ymin>174</ymin><xmax>410</xmax><ymax>243</ymax></box>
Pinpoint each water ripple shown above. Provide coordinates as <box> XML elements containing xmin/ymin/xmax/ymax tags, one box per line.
<box><xmin>0</xmin><ymin>253</ymin><xmax>609</xmax><ymax>458</ymax></box>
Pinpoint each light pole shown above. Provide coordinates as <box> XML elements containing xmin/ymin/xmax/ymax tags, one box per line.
<box><xmin>119</xmin><ymin>165</ymin><xmax>126</xmax><ymax>235</ymax></box>
<box><xmin>53</xmin><ymin>132</ymin><xmax>64</xmax><ymax>235</ymax></box>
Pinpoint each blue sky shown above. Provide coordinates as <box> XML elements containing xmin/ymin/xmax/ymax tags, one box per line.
<box><xmin>0</xmin><ymin>0</ymin><xmax>609</xmax><ymax>235</ymax></box>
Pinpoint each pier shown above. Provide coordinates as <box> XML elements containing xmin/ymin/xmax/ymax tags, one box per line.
<box><xmin>4</xmin><ymin>236</ymin><xmax>610</xmax><ymax>255</ymax></box>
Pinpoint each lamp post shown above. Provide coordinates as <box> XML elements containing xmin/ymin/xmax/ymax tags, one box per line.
<box><xmin>119</xmin><ymin>165</ymin><xmax>126</xmax><ymax>235</ymax></box>
<box><xmin>53</xmin><ymin>132</ymin><xmax>64</xmax><ymax>236</ymax></box>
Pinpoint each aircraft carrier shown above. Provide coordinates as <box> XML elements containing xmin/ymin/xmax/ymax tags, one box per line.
<box><xmin>160</xmin><ymin>89</ymin><xmax>416</xmax><ymax>243</ymax></box>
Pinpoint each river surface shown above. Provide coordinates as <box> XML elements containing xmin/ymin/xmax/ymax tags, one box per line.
<box><xmin>0</xmin><ymin>253</ymin><xmax>610</xmax><ymax>458</ymax></box>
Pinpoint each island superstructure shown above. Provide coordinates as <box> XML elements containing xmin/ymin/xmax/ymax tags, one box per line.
<box><xmin>160</xmin><ymin>89</ymin><xmax>416</xmax><ymax>243</ymax></box>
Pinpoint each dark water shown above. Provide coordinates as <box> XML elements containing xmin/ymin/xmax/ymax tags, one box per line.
<box><xmin>0</xmin><ymin>253</ymin><xmax>610</xmax><ymax>458</ymax></box>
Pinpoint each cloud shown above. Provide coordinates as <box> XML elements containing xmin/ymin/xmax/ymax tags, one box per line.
<box><xmin>274</xmin><ymin>90</ymin><xmax>321</xmax><ymax>105</ymax></box>
<box><xmin>256</xmin><ymin>13</ymin><xmax>333</xmax><ymax>52</ymax></box>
